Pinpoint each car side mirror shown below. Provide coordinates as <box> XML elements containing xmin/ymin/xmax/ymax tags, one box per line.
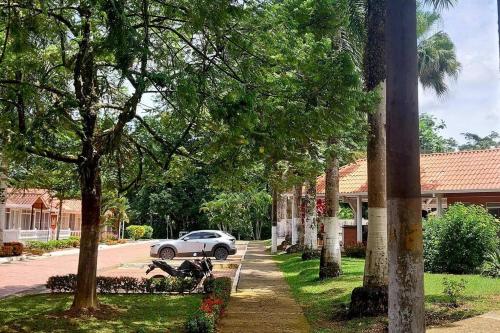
<box><xmin>183</xmin><ymin>237</ymin><xmax>189</xmax><ymax>241</ymax></box>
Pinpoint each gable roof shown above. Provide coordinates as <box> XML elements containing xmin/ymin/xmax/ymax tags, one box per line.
<box><xmin>6</xmin><ymin>188</ymin><xmax>81</xmax><ymax>213</ymax></box>
<box><xmin>317</xmin><ymin>148</ymin><xmax>500</xmax><ymax>196</ymax></box>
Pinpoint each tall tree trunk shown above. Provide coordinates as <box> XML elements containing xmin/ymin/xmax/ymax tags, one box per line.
<box><xmin>294</xmin><ymin>184</ymin><xmax>304</xmax><ymax>248</ymax></box>
<box><xmin>364</xmin><ymin>83</ymin><xmax>388</xmax><ymax>288</ymax></box>
<box><xmin>292</xmin><ymin>185</ymin><xmax>301</xmax><ymax>246</ymax></box>
<box><xmin>349</xmin><ymin>0</ymin><xmax>389</xmax><ymax>317</ymax></box>
<box><xmin>271</xmin><ymin>186</ymin><xmax>278</xmax><ymax>254</ymax></box>
<box><xmin>56</xmin><ymin>198</ymin><xmax>64</xmax><ymax>240</ymax></box>
<box><xmin>319</xmin><ymin>146</ymin><xmax>341</xmax><ymax>279</ymax></box>
<box><xmin>71</xmin><ymin>159</ymin><xmax>102</xmax><ymax>311</ymax></box>
<box><xmin>303</xmin><ymin>180</ymin><xmax>317</xmax><ymax>250</ymax></box>
<box><xmin>386</xmin><ymin>1</ymin><xmax>424</xmax><ymax>331</ymax></box>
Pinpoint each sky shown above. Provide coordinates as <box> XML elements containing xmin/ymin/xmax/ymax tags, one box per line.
<box><xmin>419</xmin><ymin>0</ymin><xmax>500</xmax><ymax>144</ymax></box>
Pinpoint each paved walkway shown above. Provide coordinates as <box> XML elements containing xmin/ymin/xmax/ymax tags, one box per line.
<box><xmin>0</xmin><ymin>241</ymin><xmax>153</xmax><ymax>298</ymax></box>
<box><xmin>219</xmin><ymin>241</ymin><xmax>311</xmax><ymax>333</ymax></box>
<box><xmin>427</xmin><ymin>311</ymin><xmax>500</xmax><ymax>332</ymax></box>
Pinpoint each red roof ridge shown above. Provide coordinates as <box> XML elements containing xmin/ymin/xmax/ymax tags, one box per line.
<box><xmin>420</xmin><ymin>147</ymin><xmax>500</xmax><ymax>157</ymax></box>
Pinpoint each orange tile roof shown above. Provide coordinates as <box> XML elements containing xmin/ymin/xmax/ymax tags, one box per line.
<box><xmin>6</xmin><ymin>188</ymin><xmax>81</xmax><ymax>213</ymax></box>
<box><xmin>317</xmin><ymin>148</ymin><xmax>500</xmax><ymax>196</ymax></box>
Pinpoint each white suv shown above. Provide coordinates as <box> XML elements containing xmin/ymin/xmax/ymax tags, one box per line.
<box><xmin>150</xmin><ymin>230</ymin><xmax>237</xmax><ymax>260</ymax></box>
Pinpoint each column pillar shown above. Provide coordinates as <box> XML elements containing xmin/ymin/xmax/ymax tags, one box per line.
<box><xmin>436</xmin><ymin>194</ymin><xmax>443</xmax><ymax>217</ymax></box>
<box><xmin>0</xmin><ymin>155</ymin><xmax>7</xmax><ymax>244</ymax></box>
<box><xmin>356</xmin><ymin>195</ymin><xmax>363</xmax><ymax>243</ymax></box>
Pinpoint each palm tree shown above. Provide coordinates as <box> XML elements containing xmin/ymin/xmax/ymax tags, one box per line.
<box><xmin>417</xmin><ymin>8</ymin><xmax>461</xmax><ymax>95</ymax></box>
<box><xmin>349</xmin><ymin>0</ymin><xmax>460</xmax><ymax>317</ymax></box>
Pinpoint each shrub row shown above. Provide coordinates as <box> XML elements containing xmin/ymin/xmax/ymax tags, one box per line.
<box><xmin>46</xmin><ymin>274</ymin><xmax>198</xmax><ymax>294</ymax></box>
<box><xmin>185</xmin><ymin>277</ymin><xmax>232</xmax><ymax>333</ymax></box>
<box><xmin>25</xmin><ymin>237</ymin><xmax>80</xmax><ymax>254</ymax></box>
<box><xmin>343</xmin><ymin>242</ymin><xmax>366</xmax><ymax>258</ymax></box>
<box><xmin>126</xmin><ymin>225</ymin><xmax>154</xmax><ymax>240</ymax></box>
<box><xmin>0</xmin><ymin>242</ymin><xmax>24</xmax><ymax>257</ymax></box>
<box><xmin>101</xmin><ymin>235</ymin><xmax>127</xmax><ymax>246</ymax></box>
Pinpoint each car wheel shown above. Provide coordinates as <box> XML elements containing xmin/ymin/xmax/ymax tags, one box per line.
<box><xmin>214</xmin><ymin>247</ymin><xmax>229</xmax><ymax>260</ymax></box>
<box><xmin>159</xmin><ymin>247</ymin><xmax>175</xmax><ymax>260</ymax></box>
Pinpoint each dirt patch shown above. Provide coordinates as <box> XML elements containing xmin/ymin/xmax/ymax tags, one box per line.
<box><xmin>48</xmin><ymin>303</ymin><xmax>124</xmax><ymax>320</ymax></box>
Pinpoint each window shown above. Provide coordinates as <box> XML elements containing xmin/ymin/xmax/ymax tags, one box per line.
<box><xmin>185</xmin><ymin>232</ymin><xmax>203</xmax><ymax>240</ymax></box>
<box><xmin>21</xmin><ymin>209</ymin><xmax>31</xmax><ymax>230</ymax></box>
<box><xmin>69</xmin><ymin>214</ymin><xmax>76</xmax><ymax>230</ymax></box>
<box><xmin>487</xmin><ymin>203</ymin><xmax>500</xmax><ymax>218</ymax></box>
<box><xmin>5</xmin><ymin>208</ymin><xmax>10</xmax><ymax>229</ymax></box>
<box><xmin>61</xmin><ymin>213</ymin><xmax>70</xmax><ymax>229</ymax></box>
<box><xmin>201</xmin><ymin>232</ymin><xmax>219</xmax><ymax>239</ymax></box>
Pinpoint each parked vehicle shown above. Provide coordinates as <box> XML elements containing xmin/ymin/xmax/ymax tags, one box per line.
<box><xmin>150</xmin><ymin>230</ymin><xmax>237</xmax><ymax>260</ymax></box>
<box><xmin>146</xmin><ymin>247</ymin><xmax>214</xmax><ymax>292</ymax></box>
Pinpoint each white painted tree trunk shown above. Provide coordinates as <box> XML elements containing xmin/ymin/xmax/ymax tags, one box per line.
<box><xmin>364</xmin><ymin>207</ymin><xmax>388</xmax><ymax>286</ymax></box>
<box><xmin>271</xmin><ymin>225</ymin><xmax>277</xmax><ymax>253</ymax></box>
<box><xmin>291</xmin><ymin>187</ymin><xmax>298</xmax><ymax>245</ymax></box>
<box><xmin>322</xmin><ymin>216</ymin><xmax>341</xmax><ymax>263</ymax></box>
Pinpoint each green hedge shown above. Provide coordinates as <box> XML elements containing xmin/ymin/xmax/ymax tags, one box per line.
<box><xmin>26</xmin><ymin>237</ymin><xmax>80</xmax><ymax>254</ymax></box>
<box><xmin>423</xmin><ymin>203</ymin><xmax>499</xmax><ymax>274</ymax></box>
<box><xmin>126</xmin><ymin>225</ymin><xmax>154</xmax><ymax>240</ymax></box>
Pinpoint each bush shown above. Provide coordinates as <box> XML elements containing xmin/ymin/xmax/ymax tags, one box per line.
<box><xmin>185</xmin><ymin>277</ymin><xmax>232</xmax><ymax>333</ymax></box>
<box><xmin>143</xmin><ymin>225</ymin><xmax>154</xmax><ymax>239</ymax></box>
<box><xmin>0</xmin><ymin>242</ymin><xmax>24</xmax><ymax>257</ymax></box>
<box><xmin>481</xmin><ymin>248</ymin><xmax>500</xmax><ymax>278</ymax></box>
<box><xmin>301</xmin><ymin>249</ymin><xmax>321</xmax><ymax>261</ymax></box>
<box><xmin>343</xmin><ymin>242</ymin><xmax>366</xmax><ymax>258</ymax></box>
<box><xmin>126</xmin><ymin>225</ymin><xmax>146</xmax><ymax>240</ymax></box>
<box><xmin>442</xmin><ymin>277</ymin><xmax>467</xmax><ymax>308</ymax></box>
<box><xmin>46</xmin><ymin>274</ymin><xmax>197</xmax><ymax>294</ymax></box>
<box><xmin>26</xmin><ymin>237</ymin><xmax>80</xmax><ymax>254</ymax></box>
<box><xmin>423</xmin><ymin>204</ymin><xmax>499</xmax><ymax>274</ymax></box>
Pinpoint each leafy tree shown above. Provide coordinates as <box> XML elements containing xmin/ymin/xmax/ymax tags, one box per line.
<box><xmin>201</xmin><ymin>190</ymin><xmax>271</xmax><ymax>240</ymax></box>
<box><xmin>459</xmin><ymin>131</ymin><xmax>500</xmax><ymax>150</ymax></box>
<box><xmin>419</xmin><ymin>114</ymin><xmax>457</xmax><ymax>153</ymax></box>
<box><xmin>0</xmin><ymin>0</ymin><xmax>249</xmax><ymax>312</ymax></box>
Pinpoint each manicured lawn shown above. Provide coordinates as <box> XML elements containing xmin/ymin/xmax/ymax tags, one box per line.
<box><xmin>0</xmin><ymin>293</ymin><xmax>201</xmax><ymax>333</ymax></box>
<box><xmin>275</xmin><ymin>253</ymin><xmax>500</xmax><ymax>333</ymax></box>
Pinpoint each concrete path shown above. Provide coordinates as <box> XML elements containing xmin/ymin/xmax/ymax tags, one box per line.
<box><xmin>427</xmin><ymin>311</ymin><xmax>500</xmax><ymax>332</ymax></box>
<box><xmin>0</xmin><ymin>241</ymin><xmax>153</xmax><ymax>299</ymax></box>
<box><xmin>219</xmin><ymin>241</ymin><xmax>311</xmax><ymax>333</ymax></box>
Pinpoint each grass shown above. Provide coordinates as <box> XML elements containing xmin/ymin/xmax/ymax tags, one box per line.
<box><xmin>0</xmin><ymin>293</ymin><xmax>201</xmax><ymax>333</ymax></box>
<box><xmin>275</xmin><ymin>253</ymin><xmax>500</xmax><ymax>333</ymax></box>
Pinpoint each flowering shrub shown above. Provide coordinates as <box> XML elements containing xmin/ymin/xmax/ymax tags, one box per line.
<box><xmin>185</xmin><ymin>277</ymin><xmax>232</xmax><ymax>333</ymax></box>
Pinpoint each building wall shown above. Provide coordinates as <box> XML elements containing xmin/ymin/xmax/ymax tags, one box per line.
<box><xmin>446</xmin><ymin>192</ymin><xmax>500</xmax><ymax>217</ymax></box>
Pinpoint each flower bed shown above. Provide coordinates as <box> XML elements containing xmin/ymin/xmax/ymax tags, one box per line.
<box><xmin>185</xmin><ymin>277</ymin><xmax>232</xmax><ymax>333</ymax></box>
<box><xmin>46</xmin><ymin>274</ymin><xmax>198</xmax><ymax>294</ymax></box>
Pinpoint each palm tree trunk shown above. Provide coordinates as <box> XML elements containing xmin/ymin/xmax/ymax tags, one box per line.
<box><xmin>271</xmin><ymin>187</ymin><xmax>278</xmax><ymax>254</ymax></box>
<box><xmin>386</xmin><ymin>0</ymin><xmax>424</xmax><ymax>331</ymax></box>
<box><xmin>56</xmin><ymin>198</ymin><xmax>64</xmax><ymax>240</ymax></box>
<box><xmin>303</xmin><ymin>180</ymin><xmax>317</xmax><ymax>250</ymax></box>
<box><xmin>364</xmin><ymin>82</ymin><xmax>388</xmax><ymax>288</ymax></box>
<box><xmin>319</xmin><ymin>144</ymin><xmax>341</xmax><ymax>279</ymax></box>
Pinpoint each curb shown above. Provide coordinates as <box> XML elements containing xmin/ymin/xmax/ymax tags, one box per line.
<box><xmin>231</xmin><ymin>243</ymin><xmax>248</xmax><ymax>293</ymax></box>
<box><xmin>0</xmin><ymin>240</ymin><xmax>155</xmax><ymax>265</ymax></box>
